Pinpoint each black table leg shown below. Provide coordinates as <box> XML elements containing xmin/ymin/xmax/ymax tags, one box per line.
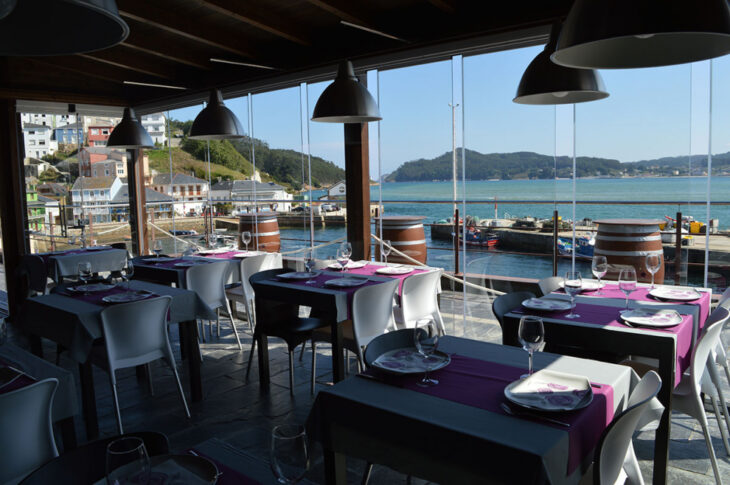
<box><xmin>323</xmin><ymin>447</ymin><xmax>347</xmax><ymax>485</ymax></box>
<box><xmin>179</xmin><ymin>320</ymin><xmax>203</xmax><ymax>402</ymax></box>
<box><xmin>330</xmin><ymin>319</ymin><xmax>345</xmax><ymax>383</ymax></box>
<box><xmin>57</xmin><ymin>416</ymin><xmax>77</xmax><ymax>451</ymax></box>
<box><xmin>653</xmin><ymin>343</ymin><xmax>676</xmax><ymax>485</ymax></box>
<box><xmin>29</xmin><ymin>334</ymin><xmax>43</xmax><ymax>358</ymax></box>
<box><xmin>257</xmin><ymin>332</ymin><xmax>270</xmax><ymax>388</ymax></box>
<box><xmin>78</xmin><ymin>361</ymin><xmax>98</xmax><ymax>440</ymax></box>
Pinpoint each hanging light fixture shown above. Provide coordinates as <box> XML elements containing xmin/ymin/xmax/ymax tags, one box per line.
<box><xmin>0</xmin><ymin>0</ymin><xmax>128</xmax><ymax>55</ymax></box>
<box><xmin>107</xmin><ymin>108</ymin><xmax>154</xmax><ymax>149</ymax></box>
<box><xmin>514</xmin><ymin>23</ymin><xmax>609</xmax><ymax>105</ymax></box>
<box><xmin>311</xmin><ymin>60</ymin><xmax>382</xmax><ymax>123</ymax></box>
<box><xmin>552</xmin><ymin>0</ymin><xmax>730</xmax><ymax>69</ymax></box>
<box><xmin>0</xmin><ymin>0</ymin><xmax>16</xmax><ymax>20</ymax></box>
<box><xmin>188</xmin><ymin>89</ymin><xmax>245</xmax><ymax>140</ymax></box>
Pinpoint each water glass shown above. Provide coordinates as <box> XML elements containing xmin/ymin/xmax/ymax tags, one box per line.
<box><xmin>106</xmin><ymin>437</ymin><xmax>150</xmax><ymax>485</ymax></box>
<box><xmin>414</xmin><ymin>318</ymin><xmax>440</xmax><ymax>387</ymax></box>
<box><xmin>304</xmin><ymin>250</ymin><xmax>316</xmax><ymax>285</ymax></box>
<box><xmin>591</xmin><ymin>255</ymin><xmax>608</xmax><ymax>295</ymax></box>
<box><xmin>518</xmin><ymin>316</ymin><xmax>544</xmax><ymax>379</ymax></box>
<box><xmin>68</xmin><ymin>235</ymin><xmax>76</xmax><ymax>247</ymax></box>
<box><xmin>152</xmin><ymin>240</ymin><xmax>163</xmax><ymax>258</ymax></box>
<box><xmin>563</xmin><ymin>271</ymin><xmax>582</xmax><ymax>319</ymax></box>
<box><xmin>618</xmin><ymin>267</ymin><xmax>637</xmax><ymax>310</ymax></box>
<box><xmin>77</xmin><ymin>261</ymin><xmax>92</xmax><ymax>292</ymax></box>
<box><xmin>382</xmin><ymin>240</ymin><xmax>392</xmax><ymax>265</ymax></box>
<box><xmin>271</xmin><ymin>424</ymin><xmax>309</xmax><ymax>484</ymax></box>
<box><xmin>336</xmin><ymin>248</ymin><xmax>350</xmax><ymax>273</ymax></box>
<box><xmin>646</xmin><ymin>254</ymin><xmax>661</xmax><ymax>289</ymax></box>
<box><xmin>122</xmin><ymin>259</ymin><xmax>134</xmax><ymax>290</ymax></box>
<box><xmin>241</xmin><ymin>231</ymin><xmax>252</xmax><ymax>251</ymax></box>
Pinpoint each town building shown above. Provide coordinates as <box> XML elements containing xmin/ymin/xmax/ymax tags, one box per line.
<box><xmin>21</xmin><ymin>113</ymin><xmax>77</xmax><ymax>127</ymax></box>
<box><xmin>54</xmin><ymin>121</ymin><xmax>84</xmax><ymax>146</ymax></box>
<box><xmin>141</xmin><ymin>113</ymin><xmax>167</xmax><ymax>146</ymax></box>
<box><xmin>37</xmin><ymin>182</ymin><xmax>69</xmax><ymax>201</ymax></box>
<box><xmin>210</xmin><ymin>179</ymin><xmax>292</xmax><ymax>213</ymax></box>
<box><xmin>150</xmin><ymin>173</ymin><xmax>209</xmax><ymax>215</ymax></box>
<box><xmin>22</xmin><ymin>123</ymin><xmax>57</xmax><ymax>158</ymax></box>
<box><xmin>111</xmin><ymin>185</ymin><xmax>173</xmax><ymax>222</ymax></box>
<box><xmin>322</xmin><ymin>180</ymin><xmax>346</xmax><ymax>200</ymax></box>
<box><xmin>70</xmin><ymin>176</ymin><xmax>122</xmax><ymax>224</ymax></box>
<box><xmin>78</xmin><ymin>146</ymin><xmax>150</xmax><ymax>180</ymax></box>
<box><xmin>87</xmin><ymin>124</ymin><xmax>113</xmax><ymax>147</ymax></box>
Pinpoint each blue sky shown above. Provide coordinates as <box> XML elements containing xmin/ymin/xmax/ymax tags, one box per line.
<box><xmin>170</xmin><ymin>45</ymin><xmax>727</xmax><ymax>178</ymax></box>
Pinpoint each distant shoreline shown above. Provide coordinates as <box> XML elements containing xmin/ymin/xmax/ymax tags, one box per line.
<box><xmin>383</xmin><ymin>174</ymin><xmax>730</xmax><ymax>183</ymax></box>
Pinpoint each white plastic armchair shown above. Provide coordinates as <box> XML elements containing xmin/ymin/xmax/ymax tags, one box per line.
<box><xmin>99</xmin><ymin>296</ymin><xmax>190</xmax><ymax>434</ymax></box>
<box><xmin>0</xmin><ymin>378</ymin><xmax>58</xmax><ymax>484</ymax></box>
<box><xmin>394</xmin><ymin>269</ymin><xmax>445</xmax><ymax>335</ymax></box>
<box><xmin>538</xmin><ymin>276</ymin><xmax>563</xmax><ymax>296</ymax></box>
<box><xmin>225</xmin><ymin>254</ymin><xmax>282</xmax><ymax>332</ymax></box>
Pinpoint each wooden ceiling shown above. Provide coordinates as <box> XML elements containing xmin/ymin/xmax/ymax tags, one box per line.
<box><xmin>0</xmin><ymin>0</ymin><xmax>573</xmax><ymax>109</ymax></box>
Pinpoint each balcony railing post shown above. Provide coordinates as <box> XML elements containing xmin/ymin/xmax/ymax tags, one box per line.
<box><xmin>675</xmin><ymin>211</ymin><xmax>682</xmax><ymax>285</ymax></box>
<box><xmin>553</xmin><ymin>209</ymin><xmax>559</xmax><ymax>277</ymax></box>
<box><xmin>453</xmin><ymin>208</ymin><xmax>460</xmax><ymax>275</ymax></box>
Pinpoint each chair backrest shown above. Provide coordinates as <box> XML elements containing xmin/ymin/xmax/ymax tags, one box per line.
<box><xmin>401</xmin><ymin>269</ymin><xmax>443</xmax><ymax>326</ymax></box>
<box><xmin>492</xmin><ymin>291</ymin><xmax>535</xmax><ymax>329</ymax></box>
<box><xmin>538</xmin><ymin>276</ymin><xmax>562</xmax><ymax>296</ymax></box>
<box><xmin>364</xmin><ymin>328</ymin><xmax>426</xmax><ymax>368</ymax></box>
<box><xmin>100</xmin><ymin>296</ymin><xmax>172</xmax><ymax>370</ymax></box>
<box><xmin>0</xmin><ymin>378</ymin><xmax>59</xmax><ymax>484</ymax></box>
<box><xmin>689</xmin><ymin>306</ymin><xmax>730</xmax><ymax>392</ymax></box>
<box><xmin>718</xmin><ymin>287</ymin><xmax>730</xmax><ymax>310</ymax></box>
<box><xmin>185</xmin><ymin>260</ymin><xmax>230</xmax><ymax>309</ymax></box>
<box><xmin>20</xmin><ymin>255</ymin><xmax>47</xmax><ymax>294</ymax></box>
<box><xmin>249</xmin><ymin>268</ymin><xmax>300</xmax><ymax>328</ymax></box>
<box><xmin>261</xmin><ymin>253</ymin><xmax>283</xmax><ymax>271</ymax></box>
<box><xmin>595</xmin><ymin>371</ymin><xmax>662</xmax><ymax>485</ymax></box>
<box><xmin>352</xmin><ymin>279</ymin><xmax>399</xmax><ymax>347</ymax></box>
<box><xmin>239</xmin><ymin>254</ymin><xmax>272</xmax><ymax>301</ymax></box>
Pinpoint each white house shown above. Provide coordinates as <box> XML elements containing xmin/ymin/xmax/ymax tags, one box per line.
<box><xmin>70</xmin><ymin>176</ymin><xmax>123</xmax><ymax>224</ymax></box>
<box><xmin>22</xmin><ymin>123</ymin><xmax>58</xmax><ymax>158</ymax></box>
<box><xmin>210</xmin><ymin>179</ymin><xmax>292</xmax><ymax>212</ymax></box>
<box><xmin>21</xmin><ymin>113</ymin><xmax>77</xmax><ymax>128</ymax></box>
<box><xmin>321</xmin><ymin>180</ymin><xmax>346</xmax><ymax>200</ymax></box>
<box><xmin>150</xmin><ymin>173</ymin><xmax>209</xmax><ymax>215</ymax></box>
<box><xmin>141</xmin><ymin>113</ymin><xmax>167</xmax><ymax>146</ymax></box>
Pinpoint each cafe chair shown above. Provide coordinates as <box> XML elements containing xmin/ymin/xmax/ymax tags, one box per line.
<box><xmin>491</xmin><ymin>291</ymin><xmax>535</xmax><ymax>343</ymax></box>
<box><xmin>672</xmin><ymin>307</ymin><xmax>730</xmax><ymax>485</ymax></box>
<box><xmin>538</xmin><ymin>276</ymin><xmax>562</xmax><ymax>296</ymax></box>
<box><xmin>589</xmin><ymin>371</ymin><xmax>662</xmax><ymax>485</ymax></box>
<box><xmin>97</xmin><ymin>296</ymin><xmax>190</xmax><ymax>434</ymax></box>
<box><xmin>0</xmin><ymin>378</ymin><xmax>58</xmax><ymax>484</ymax></box>
<box><xmin>310</xmin><ymin>278</ymin><xmax>399</xmax><ymax>394</ymax></box>
<box><xmin>364</xmin><ymin>328</ymin><xmax>427</xmax><ymax>368</ymax></box>
<box><xmin>187</xmin><ymin>260</ymin><xmax>242</xmax><ymax>350</ymax></box>
<box><xmin>225</xmin><ymin>253</ymin><xmax>282</xmax><ymax>332</ymax></box>
<box><xmin>394</xmin><ymin>269</ymin><xmax>445</xmax><ymax>335</ymax></box>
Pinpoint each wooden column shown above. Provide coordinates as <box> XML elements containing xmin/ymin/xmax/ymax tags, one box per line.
<box><xmin>344</xmin><ymin>122</ymin><xmax>370</xmax><ymax>261</ymax></box>
<box><xmin>0</xmin><ymin>99</ymin><xmax>28</xmax><ymax>318</ymax></box>
<box><xmin>126</xmin><ymin>149</ymin><xmax>148</xmax><ymax>256</ymax></box>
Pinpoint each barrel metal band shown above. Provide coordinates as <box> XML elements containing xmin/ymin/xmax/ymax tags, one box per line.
<box><xmin>252</xmin><ymin>231</ymin><xmax>280</xmax><ymax>237</ymax></box>
<box><xmin>595</xmin><ymin>235</ymin><xmax>661</xmax><ymax>242</ymax></box>
<box><xmin>593</xmin><ymin>248</ymin><xmax>664</xmax><ymax>257</ymax></box>
<box><xmin>382</xmin><ymin>224</ymin><xmax>424</xmax><ymax>230</ymax></box>
<box><xmin>390</xmin><ymin>239</ymin><xmax>427</xmax><ymax>246</ymax></box>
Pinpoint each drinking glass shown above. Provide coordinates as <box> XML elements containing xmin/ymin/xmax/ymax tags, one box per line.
<box><xmin>304</xmin><ymin>250</ymin><xmax>316</xmax><ymax>285</ymax></box>
<box><xmin>271</xmin><ymin>424</ymin><xmax>309</xmax><ymax>484</ymax></box>
<box><xmin>336</xmin><ymin>248</ymin><xmax>350</xmax><ymax>273</ymax></box>
<box><xmin>77</xmin><ymin>261</ymin><xmax>92</xmax><ymax>293</ymax></box>
<box><xmin>382</xmin><ymin>240</ymin><xmax>392</xmax><ymax>265</ymax></box>
<box><xmin>122</xmin><ymin>259</ymin><xmax>134</xmax><ymax>290</ymax></box>
<box><xmin>591</xmin><ymin>255</ymin><xmax>608</xmax><ymax>295</ymax></box>
<box><xmin>68</xmin><ymin>235</ymin><xmax>76</xmax><ymax>247</ymax></box>
<box><xmin>152</xmin><ymin>240</ymin><xmax>162</xmax><ymax>258</ymax></box>
<box><xmin>563</xmin><ymin>271</ymin><xmax>582</xmax><ymax>319</ymax></box>
<box><xmin>518</xmin><ymin>316</ymin><xmax>544</xmax><ymax>379</ymax></box>
<box><xmin>106</xmin><ymin>437</ymin><xmax>150</xmax><ymax>485</ymax></box>
<box><xmin>241</xmin><ymin>231</ymin><xmax>252</xmax><ymax>251</ymax></box>
<box><xmin>91</xmin><ymin>239</ymin><xmax>98</xmax><ymax>247</ymax></box>
<box><xmin>618</xmin><ymin>267</ymin><xmax>637</xmax><ymax>310</ymax></box>
<box><xmin>209</xmin><ymin>233</ymin><xmax>218</xmax><ymax>249</ymax></box>
<box><xmin>414</xmin><ymin>318</ymin><xmax>440</xmax><ymax>387</ymax></box>
<box><xmin>646</xmin><ymin>254</ymin><xmax>661</xmax><ymax>289</ymax></box>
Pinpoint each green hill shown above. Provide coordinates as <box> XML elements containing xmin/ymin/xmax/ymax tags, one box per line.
<box><xmin>146</xmin><ymin>147</ymin><xmax>248</xmax><ymax>181</ymax></box>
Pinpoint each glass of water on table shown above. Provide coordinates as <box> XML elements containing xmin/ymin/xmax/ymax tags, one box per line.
<box><xmin>563</xmin><ymin>271</ymin><xmax>582</xmax><ymax>319</ymax></box>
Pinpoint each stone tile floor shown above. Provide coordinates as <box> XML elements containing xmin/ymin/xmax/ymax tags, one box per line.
<box><xmin>7</xmin><ymin>285</ymin><xmax>730</xmax><ymax>484</ymax></box>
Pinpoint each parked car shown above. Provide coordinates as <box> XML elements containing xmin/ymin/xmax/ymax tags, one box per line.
<box><xmin>292</xmin><ymin>206</ymin><xmax>309</xmax><ymax>213</ymax></box>
<box><xmin>320</xmin><ymin>203</ymin><xmax>339</xmax><ymax>212</ymax></box>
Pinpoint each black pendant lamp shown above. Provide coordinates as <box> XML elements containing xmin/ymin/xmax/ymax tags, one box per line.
<box><xmin>0</xmin><ymin>0</ymin><xmax>128</xmax><ymax>56</ymax></box>
<box><xmin>107</xmin><ymin>108</ymin><xmax>154</xmax><ymax>149</ymax></box>
<box><xmin>188</xmin><ymin>89</ymin><xmax>245</xmax><ymax>140</ymax></box>
<box><xmin>311</xmin><ymin>61</ymin><xmax>382</xmax><ymax>123</ymax></box>
<box><xmin>514</xmin><ymin>23</ymin><xmax>609</xmax><ymax>105</ymax></box>
<box><xmin>552</xmin><ymin>0</ymin><xmax>730</xmax><ymax>69</ymax></box>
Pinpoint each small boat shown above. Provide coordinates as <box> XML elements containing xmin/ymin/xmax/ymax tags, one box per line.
<box><xmin>461</xmin><ymin>227</ymin><xmax>499</xmax><ymax>248</ymax></box>
<box><xmin>170</xmin><ymin>229</ymin><xmax>198</xmax><ymax>237</ymax></box>
<box><xmin>558</xmin><ymin>234</ymin><xmax>595</xmax><ymax>260</ymax></box>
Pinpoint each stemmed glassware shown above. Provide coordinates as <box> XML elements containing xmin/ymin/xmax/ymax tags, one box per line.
<box><xmin>337</xmin><ymin>242</ymin><xmax>352</xmax><ymax>273</ymax></box>
<box><xmin>563</xmin><ymin>271</ymin><xmax>582</xmax><ymax>319</ymax></box>
<box><xmin>68</xmin><ymin>235</ymin><xmax>77</xmax><ymax>247</ymax></box>
<box><xmin>152</xmin><ymin>240</ymin><xmax>162</xmax><ymax>258</ymax></box>
<box><xmin>209</xmin><ymin>233</ymin><xmax>218</xmax><ymax>249</ymax></box>
<box><xmin>77</xmin><ymin>261</ymin><xmax>92</xmax><ymax>294</ymax></box>
<box><xmin>271</xmin><ymin>424</ymin><xmax>309</xmax><ymax>484</ymax></box>
<box><xmin>105</xmin><ymin>437</ymin><xmax>150</xmax><ymax>485</ymax></box>
<box><xmin>414</xmin><ymin>318</ymin><xmax>440</xmax><ymax>387</ymax></box>
<box><xmin>303</xmin><ymin>250</ymin><xmax>316</xmax><ymax>285</ymax></box>
<box><xmin>646</xmin><ymin>254</ymin><xmax>661</xmax><ymax>289</ymax></box>
<box><xmin>241</xmin><ymin>231</ymin><xmax>252</xmax><ymax>252</ymax></box>
<box><xmin>518</xmin><ymin>316</ymin><xmax>544</xmax><ymax>379</ymax></box>
<box><xmin>122</xmin><ymin>259</ymin><xmax>134</xmax><ymax>291</ymax></box>
<box><xmin>382</xmin><ymin>240</ymin><xmax>392</xmax><ymax>266</ymax></box>
<box><xmin>618</xmin><ymin>267</ymin><xmax>637</xmax><ymax>311</ymax></box>
<box><xmin>591</xmin><ymin>255</ymin><xmax>608</xmax><ymax>295</ymax></box>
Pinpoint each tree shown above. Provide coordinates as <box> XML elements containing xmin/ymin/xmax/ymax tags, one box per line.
<box><xmin>39</xmin><ymin>169</ymin><xmax>60</xmax><ymax>182</ymax></box>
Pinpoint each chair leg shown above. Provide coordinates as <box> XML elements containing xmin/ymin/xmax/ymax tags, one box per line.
<box><xmin>198</xmin><ymin>320</ymin><xmax>206</xmax><ymax>343</ymax></box>
<box><xmin>622</xmin><ymin>442</ymin><xmax>643</xmax><ymax>485</ymax></box>
<box><xmin>709</xmin><ymin>364</ymin><xmax>730</xmax><ymax>455</ymax></box>
<box><xmin>226</xmin><ymin>307</ymin><xmax>242</xmax><ymax>351</ymax></box>
<box><xmin>168</xmin><ymin>358</ymin><xmax>191</xmax><ymax>418</ymax></box>
<box><xmin>361</xmin><ymin>463</ymin><xmax>373</xmax><ymax>485</ymax></box>
<box><xmin>299</xmin><ymin>339</ymin><xmax>307</xmax><ymax>361</ymax></box>
<box><xmin>311</xmin><ymin>341</ymin><xmax>317</xmax><ymax>395</ymax></box>
<box><xmin>288</xmin><ymin>350</ymin><xmax>295</xmax><ymax>395</ymax></box>
<box><xmin>245</xmin><ymin>338</ymin><xmax>257</xmax><ymax>381</ymax></box>
<box><xmin>710</xmin><ymin>394</ymin><xmax>730</xmax><ymax>457</ymax></box>
<box><xmin>110</xmin><ymin>378</ymin><xmax>124</xmax><ymax>435</ymax></box>
<box><xmin>216</xmin><ymin>308</ymin><xmax>221</xmax><ymax>338</ymax></box>
<box><xmin>699</xmin><ymin>411</ymin><xmax>723</xmax><ymax>485</ymax></box>
<box><xmin>145</xmin><ymin>363</ymin><xmax>154</xmax><ymax>396</ymax></box>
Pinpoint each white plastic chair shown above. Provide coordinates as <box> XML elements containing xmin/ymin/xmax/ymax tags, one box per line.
<box><xmin>591</xmin><ymin>371</ymin><xmax>662</xmax><ymax>485</ymax></box>
<box><xmin>310</xmin><ymin>278</ymin><xmax>399</xmax><ymax>394</ymax></box>
<box><xmin>225</xmin><ymin>253</ymin><xmax>282</xmax><ymax>332</ymax></box>
<box><xmin>672</xmin><ymin>306</ymin><xmax>730</xmax><ymax>485</ymax></box>
<box><xmin>491</xmin><ymin>291</ymin><xmax>535</xmax><ymax>342</ymax></box>
<box><xmin>538</xmin><ymin>276</ymin><xmax>562</xmax><ymax>296</ymax></box>
<box><xmin>0</xmin><ymin>378</ymin><xmax>58</xmax><ymax>484</ymax></box>
<box><xmin>394</xmin><ymin>269</ymin><xmax>445</xmax><ymax>335</ymax></box>
<box><xmin>98</xmin><ymin>296</ymin><xmax>190</xmax><ymax>434</ymax></box>
<box><xmin>186</xmin><ymin>260</ymin><xmax>242</xmax><ymax>350</ymax></box>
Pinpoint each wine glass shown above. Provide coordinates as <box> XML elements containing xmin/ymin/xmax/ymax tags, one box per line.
<box><xmin>382</xmin><ymin>240</ymin><xmax>392</xmax><ymax>266</ymax></box>
<box><xmin>152</xmin><ymin>240</ymin><xmax>162</xmax><ymax>258</ymax></box>
<box><xmin>68</xmin><ymin>235</ymin><xmax>76</xmax><ymax>247</ymax></box>
<box><xmin>646</xmin><ymin>254</ymin><xmax>661</xmax><ymax>289</ymax></box>
<box><xmin>304</xmin><ymin>250</ymin><xmax>316</xmax><ymax>285</ymax></box>
<box><xmin>336</xmin><ymin>248</ymin><xmax>350</xmax><ymax>274</ymax></box>
<box><xmin>271</xmin><ymin>424</ymin><xmax>309</xmax><ymax>484</ymax></box>
<box><xmin>91</xmin><ymin>239</ymin><xmax>98</xmax><ymax>248</ymax></box>
<box><xmin>518</xmin><ymin>316</ymin><xmax>544</xmax><ymax>378</ymax></box>
<box><xmin>77</xmin><ymin>261</ymin><xmax>92</xmax><ymax>293</ymax></box>
<box><xmin>122</xmin><ymin>259</ymin><xmax>134</xmax><ymax>291</ymax></box>
<box><xmin>209</xmin><ymin>233</ymin><xmax>218</xmax><ymax>249</ymax></box>
<box><xmin>591</xmin><ymin>255</ymin><xmax>608</xmax><ymax>295</ymax></box>
<box><xmin>106</xmin><ymin>437</ymin><xmax>151</xmax><ymax>485</ymax></box>
<box><xmin>241</xmin><ymin>231</ymin><xmax>252</xmax><ymax>252</ymax></box>
<box><xmin>563</xmin><ymin>271</ymin><xmax>582</xmax><ymax>319</ymax></box>
<box><xmin>618</xmin><ymin>267</ymin><xmax>637</xmax><ymax>311</ymax></box>
<box><xmin>414</xmin><ymin>318</ymin><xmax>440</xmax><ymax>387</ymax></box>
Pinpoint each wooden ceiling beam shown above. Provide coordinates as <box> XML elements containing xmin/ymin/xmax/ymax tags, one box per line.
<box><xmin>27</xmin><ymin>57</ymin><xmax>172</xmax><ymax>88</ymax></box>
<box><xmin>0</xmin><ymin>87</ymin><xmax>127</xmax><ymax>106</ymax></box>
<box><xmin>426</xmin><ymin>0</ymin><xmax>455</xmax><ymax>14</ymax></box>
<box><xmin>200</xmin><ymin>0</ymin><xmax>310</xmax><ymax>46</ymax></box>
<box><xmin>306</xmin><ymin>0</ymin><xmax>374</xmax><ymax>27</ymax></box>
<box><xmin>122</xmin><ymin>30</ymin><xmax>211</xmax><ymax>70</ymax></box>
<box><xmin>80</xmin><ymin>47</ymin><xmax>179</xmax><ymax>80</ymax></box>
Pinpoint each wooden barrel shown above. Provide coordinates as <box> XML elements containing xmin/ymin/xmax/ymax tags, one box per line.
<box><xmin>593</xmin><ymin>219</ymin><xmax>664</xmax><ymax>283</ymax></box>
<box><xmin>238</xmin><ymin>212</ymin><xmax>280</xmax><ymax>253</ymax></box>
<box><xmin>374</xmin><ymin>216</ymin><xmax>427</xmax><ymax>264</ymax></box>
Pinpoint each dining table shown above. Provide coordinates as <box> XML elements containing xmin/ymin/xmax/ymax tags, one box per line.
<box><xmin>307</xmin><ymin>336</ymin><xmax>640</xmax><ymax>485</ymax></box>
<box><xmin>37</xmin><ymin>247</ymin><xmax>128</xmax><ymax>283</ymax></box>
<box><xmin>17</xmin><ymin>280</ymin><xmax>215</xmax><ymax>440</ymax></box>
<box><xmin>503</xmin><ymin>281</ymin><xmax>711</xmax><ymax>485</ymax></box>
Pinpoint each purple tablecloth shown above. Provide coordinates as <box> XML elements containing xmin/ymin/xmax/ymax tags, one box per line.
<box><xmin>186</xmin><ymin>448</ymin><xmax>262</xmax><ymax>485</ymax></box>
<box><xmin>365</xmin><ymin>354</ymin><xmax>614</xmax><ymax>475</ymax></box>
<box><xmin>58</xmin><ymin>284</ymin><xmax>159</xmax><ymax>306</ymax></box>
<box><xmin>0</xmin><ymin>358</ymin><xmax>37</xmax><ymax>394</ymax></box>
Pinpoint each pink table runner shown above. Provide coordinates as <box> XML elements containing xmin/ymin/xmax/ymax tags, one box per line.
<box><xmin>198</xmin><ymin>250</ymin><xmax>258</xmax><ymax>260</ymax></box>
<box><xmin>340</xmin><ymin>263</ymin><xmax>429</xmax><ymax>294</ymax></box>
<box><xmin>365</xmin><ymin>354</ymin><xmax>614</xmax><ymax>475</ymax></box>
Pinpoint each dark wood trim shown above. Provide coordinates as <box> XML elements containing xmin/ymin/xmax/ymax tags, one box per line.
<box><xmin>126</xmin><ymin>149</ymin><xmax>148</xmax><ymax>256</ymax></box>
<box><xmin>426</xmin><ymin>0</ymin><xmax>455</xmax><ymax>13</ymax></box>
<box><xmin>81</xmin><ymin>47</ymin><xmax>179</xmax><ymax>81</ymax></box>
<box><xmin>0</xmin><ymin>88</ymin><xmax>127</xmax><ymax>106</ymax></box>
<box><xmin>344</xmin><ymin>122</ymin><xmax>371</xmax><ymax>261</ymax></box>
<box><xmin>306</xmin><ymin>0</ymin><xmax>373</xmax><ymax>27</ymax></box>
<box><xmin>28</xmin><ymin>57</ymin><xmax>171</xmax><ymax>89</ymax></box>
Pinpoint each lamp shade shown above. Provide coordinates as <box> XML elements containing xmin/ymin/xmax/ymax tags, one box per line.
<box><xmin>552</xmin><ymin>0</ymin><xmax>730</xmax><ymax>69</ymax></box>
<box><xmin>311</xmin><ymin>61</ymin><xmax>382</xmax><ymax>123</ymax></box>
<box><xmin>188</xmin><ymin>89</ymin><xmax>245</xmax><ymax>140</ymax></box>
<box><xmin>514</xmin><ymin>23</ymin><xmax>608</xmax><ymax>105</ymax></box>
<box><xmin>107</xmin><ymin>108</ymin><xmax>154</xmax><ymax>149</ymax></box>
<box><xmin>0</xmin><ymin>0</ymin><xmax>128</xmax><ymax>55</ymax></box>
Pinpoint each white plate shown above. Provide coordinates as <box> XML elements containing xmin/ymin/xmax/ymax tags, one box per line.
<box><xmin>328</xmin><ymin>260</ymin><xmax>368</xmax><ymax>270</ymax></box>
<box><xmin>142</xmin><ymin>257</ymin><xmax>177</xmax><ymax>263</ymax></box>
<box><xmin>649</xmin><ymin>287</ymin><xmax>702</xmax><ymax>301</ymax></box>
<box><xmin>375</xmin><ymin>266</ymin><xmax>414</xmax><ymax>275</ymax></box>
<box><xmin>371</xmin><ymin>348</ymin><xmax>451</xmax><ymax>375</ymax></box>
<box><xmin>278</xmin><ymin>271</ymin><xmax>320</xmax><ymax>280</ymax></box>
<box><xmin>324</xmin><ymin>277</ymin><xmax>369</xmax><ymax>288</ymax></box>
<box><xmin>69</xmin><ymin>283</ymin><xmax>116</xmax><ymax>293</ymax></box>
<box><xmin>504</xmin><ymin>369</ymin><xmax>593</xmax><ymax>412</ymax></box>
<box><xmin>102</xmin><ymin>290</ymin><xmax>155</xmax><ymax>303</ymax></box>
<box><xmin>620</xmin><ymin>308</ymin><xmax>683</xmax><ymax>328</ymax></box>
<box><xmin>558</xmin><ymin>280</ymin><xmax>604</xmax><ymax>292</ymax></box>
<box><xmin>232</xmin><ymin>251</ymin><xmax>259</xmax><ymax>258</ymax></box>
<box><xmin>198</xmin><ymin>248</ymin><xmax>231</xmax><ymax>254</ymax></box>
<box><xmin>84</xmin><ymin>246</ymin><xmax>110</xmax><ymax>251</ymax></box>
<box><xmin>174</xmin><ymin>261</ymin><xmax>208</xmax><ymax>267</ymax></box>
<box><xmin>521</xmin><ymin>297</ymin><xmax>573</xmax><ymax>312</ymax></box>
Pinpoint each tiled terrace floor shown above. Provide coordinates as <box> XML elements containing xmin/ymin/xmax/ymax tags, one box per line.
<box><xmin>8</xmin><ymin>285</ymin><xmax>730</xmax><ymax>484</ymax></box>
